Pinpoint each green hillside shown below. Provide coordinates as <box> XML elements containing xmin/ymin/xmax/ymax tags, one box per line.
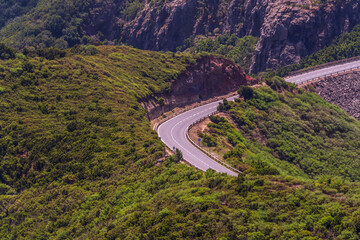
<box><xmin>0</xmin><ymin>0</ymin><xmax>39</xmax><ymax>29</ymax></box>
<box><xmin>0</xmin><ymin>44</ymin><xmax>193</xmax><ymax>191</ymax></box>
<box><xmin>0</xmin><ymin>45</ymin><xmax>360</xmax><ymax>239</ymax></box>
<box><xmin>0</xmin><ymin>0</ymin><xmax>94</xmax><ymax>49</ymax></box>
<box><xmin>200</xmin><ymin>81</ymin><xmax>360</xmax><ymax>181</ymax></box>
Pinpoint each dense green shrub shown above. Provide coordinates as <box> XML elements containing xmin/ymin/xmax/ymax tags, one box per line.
<box><xmin>0</xmin><ymin>43</ymin><xmax>16</xmax><ymax>59</ymax></box>
<box><xmin>45</xmin><ymin>15</ymin><xmax>65</xmax><ymax>37</ymax></box>
<box><xmin>238</xmin><ymin>85</ymin><xmax>254</xmax><ymax>100</ymax></box>
<box><xmin>202</xmin><ymin>134</ymin><xmax>217</xmax><ymax>147</ymax></box>
<box><xmin>174</xmin><ymin>148</ymin><xmax>183</xmax><ymax>162</ymax></box>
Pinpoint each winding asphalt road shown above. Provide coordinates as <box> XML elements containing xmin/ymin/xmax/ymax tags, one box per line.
<box><xmin>158</xmin><ymin>96</ymin><xmax>238</xmax><ymax>176</ymax></box>
<box><xmin>158</xmin><ymin>59</ymin><xmax>360</xmax><ymax>176</ymax></box>
<box><xmin>285</xmin><ymin>59</ymin><xmax>360</xmax><ymax>84</ymax></box>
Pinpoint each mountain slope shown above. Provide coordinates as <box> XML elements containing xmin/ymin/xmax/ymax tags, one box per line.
<box><xmin>1</xmin><ymin>45</ymin><xmax>360</xmax><ymax>239</ymax></box>
<box><xmin>0</xmin><ymin>45</ymin><xmax>194</xmax><ymax>190</ymax></box>
<box><xmin>0</xmin><ymin>0</ymin><xmax>39</xmax><ymax>29</ymax></box>
<box><xmin>2</xmin><ymin>0</ymin><xmax>360</xmax><ymax>72</ymax></box>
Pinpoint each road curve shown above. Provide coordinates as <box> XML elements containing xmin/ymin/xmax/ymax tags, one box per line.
<box><xmin>285</xmin><ymin>59</ymin><xmax>360</xmax><ymax>84</ymax></box>
<box><xmin>158</xmin><ymin>96</ymin><xmax>238</xmax><ymax>176</ymax></box>
<box><xmin>158</xmin><ymin>58</ymin><xmax>360</xmax><ymax>176</ymax></box>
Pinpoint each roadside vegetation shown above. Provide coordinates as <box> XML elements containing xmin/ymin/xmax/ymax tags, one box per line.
<box><xmin>200</xmin><ymin>79</ymin><xmax>360</xmax><ymax>181</ymax></box>
<box><xmin>1</xmin><ymin>44</ymin><xmax>360</xmax><ymax>239</ymax></box>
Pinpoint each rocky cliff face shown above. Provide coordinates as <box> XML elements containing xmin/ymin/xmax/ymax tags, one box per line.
<box><xmin>3</xmin><ymin>0</ymin><xmax>359</xmax><ymax>72</ymax></box>
<box><xmin>84</xmin><ymin>0</ymin><xmax>247</xmax><ymax>51</ymax></box>
<box><xmin>84</xmin><ymin>0</ymin><xmax>360</xmax><ymax>72</ymax></box>
<box><xmin>249</xmin><ymin>0</ymin><xmax>360</xmax><ymax>73</ymax></box>
<box><xmin>141</xmin><ymin>56</ymin><xmax>248</xmax><ymax>120</ymax></box>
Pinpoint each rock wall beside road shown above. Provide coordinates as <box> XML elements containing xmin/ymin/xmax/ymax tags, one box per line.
<box><xmin>313</xmin><ymin>71</ymin><xmax>360</xmax><ymax>120</ymax></box>
<box><xmin>141</xmin><ymin>56</ymin><xmax>248</xmax><ymax>120</ymax></box>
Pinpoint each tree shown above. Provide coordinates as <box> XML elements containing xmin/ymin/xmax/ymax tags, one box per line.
<box><xmin>218</xmin><ymin>99</ymin><xmax>232</xmax><ymax>112</ymax></box>
<box><xmin>158</xmin><ymin>97</ymin><xmax>165</xmax><ymax>114</ymax></box>
<box><xmin>63</xmin><ymin>26</ymin><xmax>81</xmax><ymax>47</ymax></box>
<box><xmin>0</xmin><ymin>43</ymin><xmax>16</xmax><ymax>60</ymax></box>
<box><xmin>158</xmin><ymin>97</ymin><xmax>165</xmax><ymax>106</ymax></box>
<box><xmin>238</xmin><ymin>85</ymin><xmax>254</xmax><ymax>101</ymax></box>
<box><xmin>46</xmin><ymin>15</ymin><xmax>65</xmax><ymax>37</ymax></box>
<box><xmin>0</xmin><ymin>195</ymin><xmax>16</xmax><ymax>218</ymax></box>
<box><xmin>174</xmin><ymin>148</ymin><xmax>183</xmax><ymax>162</ymax></box>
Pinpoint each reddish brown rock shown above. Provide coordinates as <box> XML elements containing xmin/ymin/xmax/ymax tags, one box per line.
<box><xmin>141</xmin><ymin>56</ymin><xmax>248</xmax><ymax>120</ymax></box>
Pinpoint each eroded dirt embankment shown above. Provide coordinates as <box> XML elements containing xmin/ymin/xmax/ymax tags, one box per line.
<box><xmin>141</xmin><ymin>56</ymin><xmax>249</xmax><ymax>120</ymax></box>
<box><xmin>313</xmin><ymin>71</ymin><xmax>360</xmax><ymax>120</ymax></box>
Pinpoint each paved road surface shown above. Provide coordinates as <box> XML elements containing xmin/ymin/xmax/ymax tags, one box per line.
<box><xmin>158</xmin><ymin>96</ymin><xmax>238</xmax><ymax>176</ymax></box>
<box><xmin>158</xmin><ymin>59</ymin><xmax>360</xmax><ymax>176</ymax></box>
<box><xmin>286</xmin><ymin>59</ymin><xmax>360</xmax><ymax>84</ymax></box>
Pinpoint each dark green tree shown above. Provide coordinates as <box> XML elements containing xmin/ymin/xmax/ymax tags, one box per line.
<box><xmin>0</xmin><ymin>43</ymin><xmax>16</xmax><ymax>60</ymax></box>
<box><xmin>46</xmin><ymin>15</ymin><xmax>65</xmax><ymax>37</ymax></box>
<box><xmin>238</xmin><ymin>85</ymin><xmax>254</xmax><ymax>101</ymax></box>
<box><xmin>174</xmin><ymin>148</ymin><xmax>183</xmax><ymax>162</ymax></box>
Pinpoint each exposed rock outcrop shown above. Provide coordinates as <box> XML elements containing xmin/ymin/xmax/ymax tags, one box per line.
<box><xmin>111</xmin><ymin>0</ymin><xmax>247</xmax><ymax>51</ymax></box>
<box><xmin>313</xmin><ymin>71</ymin><xmax>360</xmax><ymax>120</ymax></box>
<box><xmin>249</xmin><ymin>0</ymin><xmax>360</xmax><ymax>73</ymax></box>
<box><xmin>84</xmin><ymin>0</ymin><xmax>360</xmax><ymax>73</ymax></box>
<box><xmin>141</xmin><ymin>56</ymin><xmax>248</xmax><ymax>120</ymax></box>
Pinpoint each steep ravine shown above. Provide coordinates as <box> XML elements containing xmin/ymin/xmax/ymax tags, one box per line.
<box><xmin>141</xmin><ymin>56</ymin><xmax>248</xmax><ymax>120</ymax></box>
